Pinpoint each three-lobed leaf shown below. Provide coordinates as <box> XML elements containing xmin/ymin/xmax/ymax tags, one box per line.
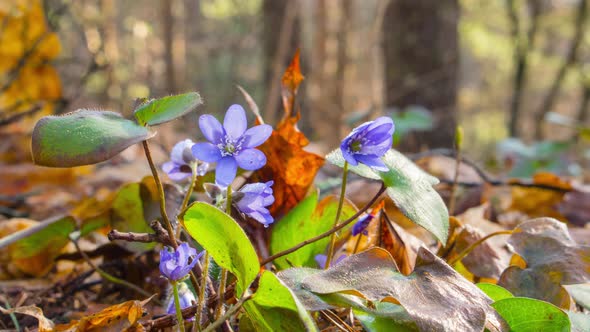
<box><xmin>32</xmin><ymin>110</ymin><xmax>154</xmax><ymax>167</ymax></box>
<box><xmin>133</xmin><ymin>92</ymin><xmax>202</xmax><ymax>126</ymax></box>
<box><xmin>182</xmin><ymin>202</ymin><xmax>259</xmax><ymax>293</ymax></box>
<box><xmin>326</xmin><ymin>148</ymin><xmax>449</xmax><ymax>243</ymax></box>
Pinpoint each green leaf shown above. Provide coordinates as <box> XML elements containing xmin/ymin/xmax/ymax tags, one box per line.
<box><xmin>270</xmin><ymin>192</ymin><xmax>357</xmax><ymax>270</ymax></box>
<box><xmin>326</xmin><ymin>148</ymin><xmax>449</xmax><ymax>243</ymax></box>
<box><xmin>389</xmin><ymin>106</ymin><xmax>434</xmax><ymax>145</ymax></box>
<box><xmin>182</xmin><ymin>202</ymin><xmax>258</xmax><ymax>293</ymax></box>
<box><xmin>11</xmin><ymin>216</ymin><xmax>75</xmax><ymax>260</ymax></box>
<box><xmin>110</xmin><ymin>182</ymin><xmax>156</xmax><ymax>253</ymax></box>
<box><xmin>354</xmin><ymin>302</ymin><xmax>418</xmax><ymax>332</ymax></box>
<box><xmin>491</xmin><ymin>297</ymin><xmax>570</xmax><ymax>332</ymax></box>
<box><xmin>476</xmin><ymin>283</ymin><xmax>514</xmax><ymax>302</ymax></box>
<box><xmin>243</xmin><ymin>271</ymin><xmax>318</xmax><ymax>332</ymax></box>
<box><xmin>134</xmin><ymin>92</ymin><xmax>202</xmax><ymax>126</ymax></box>
<box><xmin>32</xmin><ymin>110</ymin><xmax>154</xmax><ymax>167</ymax></box>
<box><xmin>564</xmin><ymin>284</ymin><xmax>590</xmax><ymax>310</ymax></box>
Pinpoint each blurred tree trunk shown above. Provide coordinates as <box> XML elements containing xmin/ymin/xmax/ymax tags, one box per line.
<box><xmin>382</xmin><ymin>0</ymin><xmax>459</xmax><ymax>150</ymax></box>
<box><xmin>535</xmin><ymin>0</ymin><xmax>588</xmax><ymax>139</ymax></box>
<box><xmin>161</xmin><ymin>0</ymin><xmax>176</xmax><ymax>93</ymax></box>
<box><xmin>101</xmin><ymin>0</ymin><xmax>120</xmax><ymax>110</ymax></box>
<box><xmin>506</xmin><ymin>0</ymin><xmax>541</xmax><ymax>138</ymax></box>
<box><xmin>262</xmin><ymin>0</ymin><xmax>300</xmax><ymax>125</ymax></box>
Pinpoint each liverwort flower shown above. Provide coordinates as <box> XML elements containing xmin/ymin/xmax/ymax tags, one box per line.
<box><xmin>192</xmin><ymin>104</ymin><xmax>272</xmax><ymax>186</ymax></box>
<box><xmin>234</xmin><ymin>181</ymin><xmax>275</xmax><ymax>227</ymax></box>
<box><xmin>351</xmin><ymin>213</ymin><xmax>375</xmax><ymax>236</ymax></box>
<box><xmin>162</xmin><ymin>139</ymin><xmax>209</xmax><ymax>181</ymax></box>
<box><xmin>340</xmin><ymin>116</ymin><xmax>395</xmax><ymax>171</ymax></box>
<box><xmin>159</xmin><ymin>242</ymin><xmax>203</xmax><ymax>281</ymax></box>
<box><xmin>166</xmin><ymin>282</ymin><xmax>196</xmax><ymax>315</ymax></box>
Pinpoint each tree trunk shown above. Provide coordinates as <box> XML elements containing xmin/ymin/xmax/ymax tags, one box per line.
<box><xmin>382</xmin><ymin>0</ymin><xmax>459</xmax><ymax>150</ymax></box>
<box><xmin>262</xmin><ymin>0</ymin><xmax>300</xmax><ymax>125</ymax></box>
<box><xmin>161</xmin><ymin>0</ymin><xmax>176</xmax><ymax>93</ymax></box>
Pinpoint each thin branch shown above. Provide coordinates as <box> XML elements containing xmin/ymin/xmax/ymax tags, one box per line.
<box><xmin>202</xmin><ymin>293</ymin><xmax>252</xmax><ymax>332</ymax></box>
<box><xmin>260</xmin><ymin>184</ymin><xmax>386</xmax><ymax>266</ymax></box>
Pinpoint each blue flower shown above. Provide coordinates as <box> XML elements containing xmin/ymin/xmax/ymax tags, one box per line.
<box><xmin>166</xmin><ymin>282</ymin><xmax>196</xmax><ymax>315</ymax></box>
<box><xmin>192</xmin><ymin>105</ymin><xmax>272</xmax><ymax>186</ymax></box>
<box><xmin>235</xmin><ymin>181</ymin><xmax>275</xmax><ymax>227</ymax></box>
<box><xmin>162</xmin><ymin>139</ymin><xmax>208</xmax><ymax>181</ymax></box>
<box><xmin>352</xmin><ymin>213</ymin><xmax>375</xmax><ymax>236</ymax></box>
<box><xmin>340</xmin><ymin>117</ymin><xmax>394</xmax><ymax>171</ymax></box>
<box><xmin>159</xmin><ymin>243</ymin><xmax>202</xmax><ymax>281</ymax></box>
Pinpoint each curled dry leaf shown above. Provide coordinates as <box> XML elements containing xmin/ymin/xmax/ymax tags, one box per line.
<box><xmin>288</xmin><ymin>247</ymin><xmax>507</xmax><ymax>332</ymax></box>
<box><xmin>498</xmin><ymin>217</ymin><xmax>590</xmax><ymax>309</ymax></box>
<box><xmin>252</xmin><ymin>51</ymin><xmax>324</xmax><ymax>217</ymax></box>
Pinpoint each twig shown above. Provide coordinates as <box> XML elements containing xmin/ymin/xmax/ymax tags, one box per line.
<box><xmin>260</xmin><ymin>184</ymin><xmax>386</xmax><ymax>266</ymax></box>
<box><xmin>0</xmin><ymin>104</ymin><xmax>43</xmax><ymax>126</ymax></box>
<box><xmin>107</xmin><ymin>229</ymin><xmax>172</xmax><ymax>246</ymax></box>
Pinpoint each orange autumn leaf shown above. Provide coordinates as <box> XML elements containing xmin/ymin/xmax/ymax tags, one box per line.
<box><xmin>252</xmin><ymin>51</ymin><xmax>324</xmax><ymax>217</ymax></box>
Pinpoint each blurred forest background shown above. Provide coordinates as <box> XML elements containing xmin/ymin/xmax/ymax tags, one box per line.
<box><xmin>1</xmin><ymin>0</ymin><xmax>590</xmax><ymax>171</ymax></box>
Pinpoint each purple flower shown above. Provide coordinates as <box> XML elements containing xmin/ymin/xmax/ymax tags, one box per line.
<box><xmin>162</xmin><ymin>139</ymin><xmax>208</xmax><ymax>181</ymax></box>
<box><xmin>192</xmin><ymin>105</ymin><xmax>272</xmax><ymax>186</ymax></box>
<box><xmin>166</xmin><ymin>282</ymin><xmax>196</xmax><ymax>315</ymax></box>
<box><xmin>340</xmin><ymin>117</ymin><xmax>395</xmax><ymax>171</ymax></box>
<box><xmin>315</xmin><ymin>254</ymin><xmax>346</xmax><ymax>269</ymax></box>
<box><xmin>159</xmin><ymin>243</ymin><xmax>202</xmax><ymax>281</ymax></box>
<box><xmin>235</xmin><ymin>181</ymin><xmax>275</xmax><ymax>227</ymax></box>
<box><xmin>352</xmin><ymin>213</ymin><xmax>375</xmax><ymax>236</ymax></box>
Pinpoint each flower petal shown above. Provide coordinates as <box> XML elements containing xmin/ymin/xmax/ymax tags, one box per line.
<box><xmin>235</xmin><ymin>148</ymin><xmax>267</xmax><ymax>170</ymax></box>
<box><xmin>223</xmin><ymin>104</ymin><xmax>247</xmax><ymax>139</ymax></box>
<box><xmin>340</xmin><ymin>139</ymin><xmax>359</xmax><ymax>166</ymax></box>
<box><xmin>171</xmin><ymin>139</ymin><xmax>195</xmax><ymax>164</ymax></box>
<box><xmin>216</xmin><ymin>156</ymin><xmax>238</xmax><ymax>186</ymax></box>
<box><xmin>199</xmin><ymin>115</ymin><xmax>224</xmax><ymax>144</ymax></box>
<box><xmin>242</xmin><ymin>124</ymin><xmax>272</xmax><ymax>148</ymax></box>
<box><xmin>192</xmin><ymin>142</ymin><xmax>222</xmax><ymax>162</ymax></box>
<box><xmin>355</xmin><ymin>154</ymin><xmax>388</xmax><ymax>171</ymax></box>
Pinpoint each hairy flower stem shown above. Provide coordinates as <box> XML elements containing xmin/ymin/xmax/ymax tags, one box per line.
<box><xmin>215</xmin><ymin>186</ymin><xmax>232</xmax><ymax>320</ymax></box>
<box><xmin>447</xmin><ymin>230</ymin><xmax>514</xmax><ymax>266</ymax></box>
<box><xmin>194</xmin><ymin>252</ymin><xmax>210</xmax><ymax>331</ymax></box>
<box><xmin>142</xmin><ymin>140</ymin><xmax>178</xmax><ymax>248</ymax></box>
<box><xmin>325</xmin><ymin>161</ymin><xmax>349</xmax><ymax>268</ymax></box>
<box><xmin>178</xmin><ymin>163</ymin><xmax>199</xmax><ymax>239</ymax></box>
<box><xmin>172</xmin><ymin>281</ymin><xmax>186</xmax><ymax>332</ymax></box>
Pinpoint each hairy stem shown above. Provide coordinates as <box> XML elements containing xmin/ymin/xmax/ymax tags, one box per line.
<box><xmin>195</xmin><ymin>252</ymin><xmax>210</xmax><ymax>331</ymax></box>
<box><xmin>142</xmin><ymin>140</ymin><xmax>178</xmax><ymax>248</ymax></box>
<box><xmin>172</xmin><ymin>281</ymin><xmax>186</xmax><ymax>332</ymax></box>
<box><xmin>325</xmin><ymin>162</ymin><xmax>349</xmax><ymax>268</ymax></box>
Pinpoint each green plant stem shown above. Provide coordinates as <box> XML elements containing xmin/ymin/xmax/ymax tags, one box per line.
<box><xmin>142</xmin><ymin>140</ymin><xmax>178</xmax><ymax>248</ymax></box>
<box><xmin>195</xmin><ymin>252</ymin><xmax>210</xmax><ymax>331</ymax></box>
<box><xmin>325</xmin><ymin>161</ymin><xmax>349</xmax><ymax>268</ymax></box>
<box><xmin>172</xmin><ymin>281</ymin><xmax>186</xmax><ymax>332</ymax></box>
<box><xmin>260</xmin><ymin>183</ymin><xmax>386</xmax><ymax>266</ymax></box>
<box><xmin>203</xmin><ymin>292</ymin><xmax>253</xmax><ymax>332</ymax></box>
<box><xmin>448</xmin><ymin>230</ymin><xmax>514</xmax><ymax>266</ymax></box>
<box><xmin>181</xmin><ymin>163</ymin><xmax>199</xmax><ymax>213</ymax></box>
<box><xmin>449</xmin><ymin>143</ymin><xmax>461</xmax><ymax>216</ymax></box>
<box><xmin>214</xmin><ymin>186</ymin><xmax>232</xmax><ymax>320</ymax></box>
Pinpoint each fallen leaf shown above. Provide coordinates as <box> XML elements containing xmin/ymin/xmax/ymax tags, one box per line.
<box><xmin>509</xmin><ymin>172</ymin><xmax>572</xmax><ymax>221</ymax></box>
<box><xmin>0</xmin><ymin>305</ymin><xmax>55</xmax><ymax>331</ymax></box>
<box><xmin>252</xmin><ymin>51</ymin><xmax>324</xmax><ymax>217</ymax></box>
<box><xmin>498</xmin><ymin>218</ymin><xmax>590</xmax><ymax>309</ymax></box>
<box><xmin>297</xmin><ymin>248</ymin><xmax>507</xmax><ymax>332</ymax></box>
